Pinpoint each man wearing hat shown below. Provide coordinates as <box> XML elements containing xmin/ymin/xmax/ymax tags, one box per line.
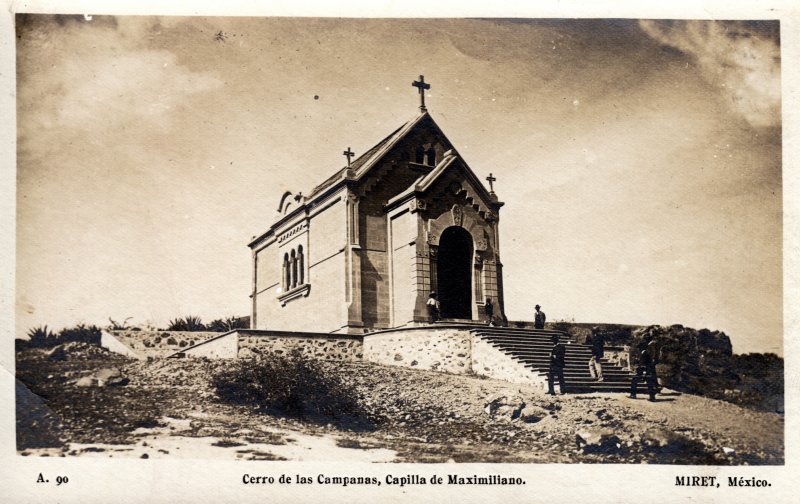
<box><xmin>534</xmin><ymin>304</ymin><xmax>546</xmax><ymax>329</ymax></box>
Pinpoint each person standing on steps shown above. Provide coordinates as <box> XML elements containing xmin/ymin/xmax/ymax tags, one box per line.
<box><xmin>484</xmin><ymin>297</ymin><xmax>494</xmax><ymax>326</ymax></box>
<box><xmin>630</xmin><ymin>335</ymin><xmax>659</xmax><ymax>401</ymax></box>
<box><xmin>547</xmin><ymin>334</ymin><xmax>567</xmax><ymax>395</ymax></box>
<box><xmin>534</xmin><ymin>304</ymin><xmax>546</xmax><ymax>329</ymax></box>
<box><xmin>427</xmin><ymin>291</ymin><xmax>440</xmax><ymax>323</ymax></box>
<box><xmin>588</xmin><ymin>326</ymin><xmax>605</xmax><ymax>382</ymax></box>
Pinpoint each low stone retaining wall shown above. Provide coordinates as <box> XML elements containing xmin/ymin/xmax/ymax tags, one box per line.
<box><xmin>104</xmin><ymin>330</ymin><xmax>222</xmax><ymax>358</ymax></box>
<box><xmin>135</xmin><ymin>326</ymin><xmax>557</xmax><ymax>391</ymax></box>
<box><xmin>237</xmin><ymin>330</ymin><xmax>362</xmax><ymax>360</ymax></box>
<box><xmin>362</xmin><ymin>327</ymin><xmax>472</xmax><ymax>374</ymax></box>
<box><xmin>172</xmin><ymin>329</ymin><xmax>363</xmax><ymax>361</ymax></box>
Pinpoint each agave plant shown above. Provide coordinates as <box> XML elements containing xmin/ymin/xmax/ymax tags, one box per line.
<box><xmin>58</xmin><ymin>323</ymin><xmax>102</xmax><ymax>346</ymax></box>
<box><xmin>27</xmin><ymin>325</ymin><xmax>54</xmax><ymax>348</ymax></box>
<box><xmin>167</xmin><ymin>316</ymin><xmax>206</xmax><ymax>332</ymax></box>
<box><xmin>207</xmin><ymin>316</ymin><xmax>250</xmax><ymax>332</ymax></box>
<box><xmin>107</xmin><ymin>317</ymin><xmax>133</xmax><ymax>331</ymax></box>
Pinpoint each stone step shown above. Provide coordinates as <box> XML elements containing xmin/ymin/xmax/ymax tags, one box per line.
<box><xmin>531</xmin><ymin>370</ymin><xmax>633</xmax><ymax>378</ymax></box>
<box><xmin>485</xmin><ymin>336</ymin><xmax>583</xmax><ymax>343</ymax></box>
<box><xmin>492</xmin><ymin>346</ymin><xmax>592</xmax><ymax>354</ymax></box>
<box><xmin>473</xmin><ymin>329</ymin><xmax>642</xmax><ymax>394</ymax></box>
<box><xmin>472</xmin><ymin>327</ymin><xmax>566</xmax><ymax>334</ymax></box>
<box><xmin>520</xmin><ymin>357</ymin><xmax>627</xmax><ymax>364</ymax></box>
<box><xmin>482</xmin><ymin>337</ymin><xmax>582</xmax><ymax>346</ymax></box>
<box><xmin>478</xmin><ymin>334</ymin><xmax>571</xmax><ymax>341</ymax></box>
<box><xmin>478</xmin><ymin>333</ymin><xmax>574</xmax><ymax>341</ymax></box>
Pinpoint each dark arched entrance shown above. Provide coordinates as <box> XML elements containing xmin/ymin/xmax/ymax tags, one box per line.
<box><xmin>437</xmin><ymin>226</ymin><xmax>473</xmax><ymax>319</ymax></box>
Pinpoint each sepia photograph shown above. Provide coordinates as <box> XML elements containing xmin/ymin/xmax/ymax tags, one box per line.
<box><xmin>3</xmin><ymin>2</ymin><xmax>796</xmax><ymax>502</ymax></box>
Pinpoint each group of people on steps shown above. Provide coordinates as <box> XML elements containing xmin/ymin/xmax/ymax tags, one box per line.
<box><xmin>426</xmin><ymin>293</ymin><xmax>659</xmax><ymax>401</ymax></box>
<box><xmin>547</xmin><ymin>323</ymin><xmax>660</xmax><ymax>401</ymax></box>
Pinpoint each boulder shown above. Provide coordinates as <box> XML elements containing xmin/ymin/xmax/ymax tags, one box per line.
<box><xmin>483</xmin><ymin>393</ymin><xmax>526</xmax><ymax>421</ymax></box>
<box><xmin>75</xmin><ymin>376</ymin><xmax>96</xmax><ymax>387</ymax></box>
<box><xmin>576</xmin><ymin>428</ymin><xmax>621</xmax><ymax>453</ymax></box>
<box><xmin>518</xmin><ymin>405</ymin><xmax>549</xmax><ymax>423</ymax></box>
<box><xmin>95</xmin><ymin>367</ymin><xmax>125</xmax><ymax>385</ymax></box>
<box><xmin>75</xmin><ymin>368</ymin><xmax>128</xmax><ymax>387</ymax></box>
<box><xmin>640</xmin><ymin>426</ymin><xmax>688</xmax><ymax>451</ymax></box>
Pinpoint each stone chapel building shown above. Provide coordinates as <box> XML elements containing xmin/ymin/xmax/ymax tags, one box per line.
<box><xmin>248</xmin><ymin>77</ymin><xmax>507</xmax><ymax>334</ymax></box>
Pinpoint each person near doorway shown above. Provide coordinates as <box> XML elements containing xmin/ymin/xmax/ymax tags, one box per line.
<box><xmin>484</xmin><ymin>297</ymin><xmax>494</xmax><ymax>326</ymax></box>
<box><xmin>588</xmin><ymin>326</ymin><xmax>605</xmax><ymax>382</ymax></box>
<box><xmin>534</xmin><ymin>304</ymin><xmax>546</xmax><ymax>329</ymax></box>
<box><xmin>427</xmin><ymin>291</ymin><xmax>440</xmax><ymax>323</ymax></box>
<box><xmin>547</xmin><ymin>334</ymin><xmax>567</xmax><ymax>395</ymax></box>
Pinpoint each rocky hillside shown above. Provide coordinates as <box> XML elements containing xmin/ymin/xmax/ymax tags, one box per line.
<box><xmin>553</xmin><ymin>323</ymin><xmax>783</xmax><ymax>412</ymax></box>
<box><xmin>15</xmin><ymin>343</ymin><xmax>783</xmax><ymax>464</ymax></box>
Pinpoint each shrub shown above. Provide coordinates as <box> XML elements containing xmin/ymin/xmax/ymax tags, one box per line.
<box><xmin>25</xmin><ymin>324</ymin><xmax>102</xmax><ymax>348</ymax></box>
<box><xmin>211</xmin><ymin>352</ymin><xmax>370</xmax><ymax>428</ymax></box>
<box><xmin>107</xmin><ymin>317</ymin><xmax>133</xmax><ymax>331</ymax></box>
<box><xmin>207</xmin><ymin>316</ymin><xmax>250</xmax><ymax>332</ymax></box>
<box><xmin>26</xmin><ymin>325</ymin><xmax>54</xmax><ymax>348</ymax></box>
<box><xmin>166</xmin><ymin>316</ymin><xmax>206</xmax><ymax>332</ymax></box>
<box><xmin>57</xmin><ymin>324</ymin><xmax>102</xmax><ymax>346</ymax></box>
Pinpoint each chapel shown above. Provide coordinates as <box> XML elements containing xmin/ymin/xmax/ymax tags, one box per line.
<box><xmin>248</xmin><ymin>76</ymin><xmax>507</xmax><ymax>333</ymax></box>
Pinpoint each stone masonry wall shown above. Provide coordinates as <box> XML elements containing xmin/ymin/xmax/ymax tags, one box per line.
<box><xmin>108</xmin><ymin>330</ymin><xmax>221</xmax><ymax>358</ymax></box>
<box><xmin>176</xmin><ymin>332</ymin><xmax>239</xmax><ymax>359</ymax></box>
<box><xmin>471</xmin><ymin>335</ymin><xmax>547</xmax><ymax>389</ymax></box>
<box><xmin>237</xmin><ymin>331</ymin><xmax>362</xmax><ymax>361</ymax></box>
<box><xmin>362</xmin><ymin>327</ymin><xmax>472</xmax><ymax>374</ymax></box>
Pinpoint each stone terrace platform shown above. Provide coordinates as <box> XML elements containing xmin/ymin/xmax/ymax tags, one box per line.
<box><xmin>154</xmin><ymin>324</ymin><xmax>644</xmax><ymax>394</ymax></box>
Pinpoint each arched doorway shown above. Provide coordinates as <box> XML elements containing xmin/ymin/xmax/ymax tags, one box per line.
<box><xmin>437</xmin><ymin>226</ymin><xmax>473</xmax><ymax>319</ymax></box>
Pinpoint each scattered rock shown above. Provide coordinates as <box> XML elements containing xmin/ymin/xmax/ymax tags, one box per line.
<box><xmin>95</xmin><ymin>368</ymin><xmax>127</xmax><ymax>387</ymax></box>
<box><xmin>46</xmin><ymin>346</ymin><xmax>67</xmax><ymax>362</ymax></box>
<box><xmin>576</xmin><ymin>428</ymin><xmax>621</xmax><ymax>453</ymax></box>
<box><xmin>640</xmin><ymin>426</ymin><xmax>684</xmax><ymax>450</ymax></box>
<box><xmin>483</xmin><ymin>393</ymin><xmax>526</xmax><ymax>421</ymax></box>
<box><xmin>75</xmin><ymin>376</ymin><xmax>96</xmax><ymax>387</ymax></box>
<box><xmin>518</xmin><ymin>405</ymin><xmax>548</xmax><ymax>423</ymax></box>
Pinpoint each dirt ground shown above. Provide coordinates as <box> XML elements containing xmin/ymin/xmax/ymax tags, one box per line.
<box><xmin>15</xmin><ymin>345</ymin><xmax>784</xmax><ymax>464</ymax></box>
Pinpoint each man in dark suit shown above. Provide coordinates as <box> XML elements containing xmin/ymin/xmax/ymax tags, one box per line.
<box><xmin>630</xmin><ymin>335</ymin><xmax>659</xmax><ymax>401</ymax></box>
<box><xmin>534</xmin><ymin>304</ymin><xmax>546</xmax><ymax>329</ymax></box>
<box><xmin>547</xmin><ymin>334</ymin><xmax>567</xmax><ymax>395</ymax></box>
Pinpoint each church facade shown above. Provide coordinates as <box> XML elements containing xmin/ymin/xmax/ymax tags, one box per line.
<box><xmin>248</xmin><ymin>80</ymin><xmax>507</xmax><ymax>333</ymax></box>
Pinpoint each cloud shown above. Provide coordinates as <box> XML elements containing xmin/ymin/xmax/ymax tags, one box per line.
<box><xmin>17</xmin><ymin>16</ymin><xmax>223</xmax><ymax>136</ymax></box>
<box><xmin>639</xmin><ymin>20</ymin><xmax>781</xmax><ymax>129</ymax></box>
<box><xmin>55</xmin><ymin>50</ymin><xmax>222</xmax><ymax>131</ymax></box>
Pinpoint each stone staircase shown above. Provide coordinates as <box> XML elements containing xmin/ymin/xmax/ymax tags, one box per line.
<box><xmin>471</xmin><ymin>326</ymin><xmax>647</xmax><ymax>393</ymax></box>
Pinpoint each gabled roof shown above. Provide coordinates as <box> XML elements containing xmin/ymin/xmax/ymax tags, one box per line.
<box><xmin>249</xmin><ymin>109</ymin><xmax>499</xmax><ymax>248</ymax></box>
<box><xmin>307</xmin><ymin>111</ymin><xmax>429</xmax><ymax>199</ymax></box>
<box><xmin>385</xmin><ymin>150</ymin><xmax>501</xmax><ymax>211</ymax></box>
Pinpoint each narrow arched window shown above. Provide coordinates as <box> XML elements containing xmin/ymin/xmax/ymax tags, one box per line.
<box><xmin>415</xmin><ymin>146</ymin><xmax>425</xmax><ymax>164</ymax></box>
<box><xmin>282</xmin><ymin>253</ymin><xmax>290</xmax><ymax>291</ymax></box>
<box><xmin>426</xmin><ymin>148</ymin><xmax>436</xmax><ymax>166</ymax></box>
<box><xmin>298</xmin><ymin>245</ymin><xmax>305</xmax><ymax>285</ymax></box>
<box><xmin>290</xmin><ymin>249</ymin><xmax>298</xmax><ymax>288</ymax></box>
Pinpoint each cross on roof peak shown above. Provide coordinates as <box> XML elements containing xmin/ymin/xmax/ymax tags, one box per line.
<box><xmin>343</xmin><ymin>147</ymin><xmax>355</xmax><ymax>166</ymax></box>
<box><xmin>486</xmin><ymin>173</ymin><xmax>497</xmax><ymax>193</ymax></box>
<box><xmin>412</xmin><ymin>75</ymin><xmax>431</xmax><ymax>111</ymax></box>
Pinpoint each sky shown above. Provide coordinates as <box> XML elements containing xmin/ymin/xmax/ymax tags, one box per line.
<box><xmin>13</xmin><ymin>16</ymin><xmax>783</xmax><ymax>355</ymax></box>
